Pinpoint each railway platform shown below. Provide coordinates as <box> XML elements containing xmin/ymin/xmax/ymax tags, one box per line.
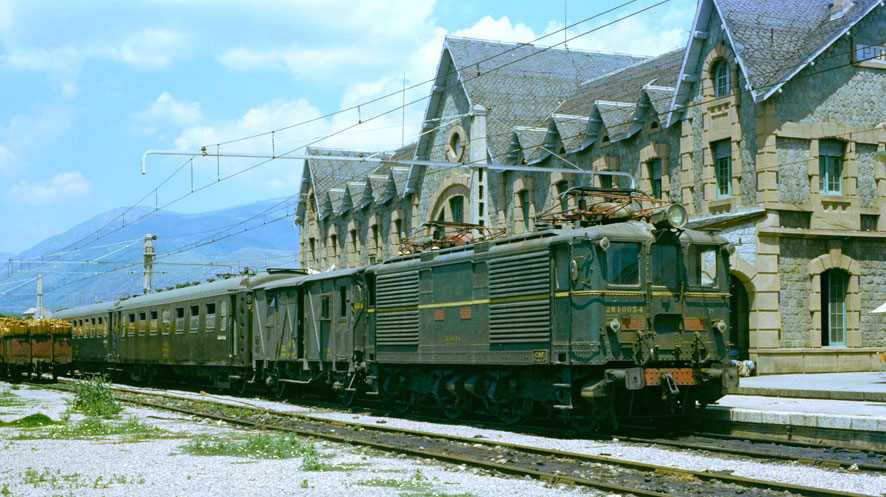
<box><xmin>706</xmin><ymin>372</ymin><xmax>886</xmax><ymax>435</ymax></box>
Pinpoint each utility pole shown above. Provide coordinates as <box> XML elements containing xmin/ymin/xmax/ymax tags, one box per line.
<box><xmin>36</xmin><ymin>275</ymin><xmax>43</xmax><ymax>319</ymax></box>
<box><xmin>143</xmin><ymin>234</ymin><xmax>157</xmax><ymax>294</ymax></box>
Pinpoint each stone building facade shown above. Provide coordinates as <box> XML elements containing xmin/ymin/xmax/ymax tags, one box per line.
<box><xmin>295</xmin><ymin>0</ymin><xmax>886</xmax><ymax>374</ymax></box>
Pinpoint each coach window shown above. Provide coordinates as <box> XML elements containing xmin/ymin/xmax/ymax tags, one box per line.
<box><xmin>687</xmin><ymin>245</ymin><xmax>718</xmax><ymax>288</ymax></box>
<box><xmin>600</xmin><ymin>242</ymin><xmax>640</xmax><ymax>286</ymax></box>
<box><xmin>339</xmin><ymin>287</ymin><xmax>347</xmax><ymax>317</ymax></box>
<box><xmin>205</xmin><ymin>303</ymin><xmax>216</xmax><ymax>331</ymax></box>
<box><xmin>139</xmin><ymin>312</ymin><xmax>148</xmax><ymax>336</ymax></box>
<box><xmin>321</xmin><ymin>295</ymin><xmax>330</xmax><ymax>319</ymax></box>
<box><xmin>219</xmin><ymin>300</ymin><xmax>228</xmax><ymax>333</ymax></box>
<box><xmin>149</xmin><ymin>310</ymin><xmax>158</xmax><ymax>335</ymax></box>
<box><xmin>161</xmin><ymin>309</ymin><xmax>172</xmax><ymax>335</ymax></box>
<box><xmin>89</xmin><ymin>318</ymin><xmax>95</xmax><ymax>338</ymax></box>
<box><xmin>175</xmin><ymin>307</ymin><xmax>185</xmax><ymax>334</ymax></box>
<box><xmin>126</xmin><ymin>314</ymin><xmax>134</xmax><ymax>336</ymax></box>
<box><xmin>189</xmin><ymin>305</ymin><xmax>200</xmax><ymax>332</ymax></box>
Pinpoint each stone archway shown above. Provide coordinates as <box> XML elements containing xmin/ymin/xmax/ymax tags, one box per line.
<box><xmin>808</xmin><ymin>251</ymin><xmax>860</xmax><ymax>347</ymax></box>
<box><xmin>729</xmin><ymin>255</ymin><xmax>757</xmax><ymax>359</ymax></box>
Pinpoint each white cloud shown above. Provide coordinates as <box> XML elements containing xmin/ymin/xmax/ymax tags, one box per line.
<box><xmin>3</xmin><ymin>28</ymin><xmax>188</xmax><ymax>75</ymax></box>
<box><xmin>117</xmin><ymin>29</ymin><xmax>185</xmax><ymax>69</ymax></box>
<box><xmin>140</xmin><ymin>92</ymin><xmax>202</xmax><ymax>127</ymax></box>
<box><xmin>0</xmin><ymin>145</ymin><xmax>9</xmax><ymax>175</ymax></box>
<box><xmin>452</xmin><ymin>16</ymin><xmax>537</xmax><ymax>43</ymax></box>
<box><xmin>5</xmin><ymin>171</ymin><xmax>91</xmax><ymax>206</ymax></box>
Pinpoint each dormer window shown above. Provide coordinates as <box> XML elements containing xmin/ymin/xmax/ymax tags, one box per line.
<box><xmin>712</xmin><ymin>59</ymin><xmax>730</xmax><ymax>98</ymax></box>
<box><xmin>648</xmin><ymin>119</ymin><xmax>661</xmax><ymax>133</ymax></box>
<box><xmin>601</xmin><ymin>134</ymin><xmax>611</xmax><ymax>146</ymax></box>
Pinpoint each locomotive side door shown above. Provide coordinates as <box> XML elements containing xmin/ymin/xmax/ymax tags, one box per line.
<box><xmin>569</xmin><ymin>240</ymin><xmax>597</xmax><ymax>348</ymax></box>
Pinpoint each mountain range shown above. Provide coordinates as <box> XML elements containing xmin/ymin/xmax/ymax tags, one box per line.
<box><xmin>0</xmin><ymin>198</ymin><xmax>300</xmax><ymax>314</ymax></box>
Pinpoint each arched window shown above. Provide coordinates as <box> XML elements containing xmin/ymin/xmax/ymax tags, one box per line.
<box><xmin>712</xmin><ymin>59</ymin><xmax>730</xmax><ymax>98</ymax></box>
<box><xmin>821</xmin><ymin>268</ymin><xmax>848</xmax><ymax>347</ymax></box>
<box><xmin>449</xmin><ymin>195</ymin><xmax>464</xmax><ymax>224</ymax></box>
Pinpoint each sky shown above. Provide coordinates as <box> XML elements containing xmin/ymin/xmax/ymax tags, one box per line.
<box><xmin>0</xmin><ymin>0</ymin><xmax>696</xmax><ymax>254</ymax></box>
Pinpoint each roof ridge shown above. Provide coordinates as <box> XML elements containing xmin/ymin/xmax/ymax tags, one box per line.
<box><xmin>444</xmin><ymin>34</ymin><xmax>652</xmax><ymax>59</ymax></box>
<box><xmin>579</xmin><ymin>45</ymin><xmax>686</xmax><ymax>87</ymax></box>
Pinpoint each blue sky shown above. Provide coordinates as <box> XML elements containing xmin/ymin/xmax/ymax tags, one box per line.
<box><xmin>0</xmin><ymin>0</ymin><xmax>695</xmax><ymax>253</ymax></box>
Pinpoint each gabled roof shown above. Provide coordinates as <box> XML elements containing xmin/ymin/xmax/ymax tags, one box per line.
<box><xmin>595</xmin><ymin>101</ymin><xmax>637</xmax><ymax>141</ymax></box>
<box><xmin>669</xmin><ymin>0</ymin><xmax>881</xmax><ymax>123</ymax></box>
<box><xmin>510</xmin><ymin>127</ymin><xmax>548</xmax><ymax>164</ymax></box>
<box><xmin>558</xmin><ymin>46</ymin><xmax>684</xmax><ymax>119</ymax></box>
<box><xmin>429</xmin><ymin>37</ymin><xmax>649</xmax><ymax>163</ymax></box>
<box><xmin>717</xmin><ymin>0</ymin><xmax>880</xmax><ymax>100</ymax></box>
<box><xmin>295</xmin><ymin>143</ymin><xmax>417</xmax><ymax>225</ymax></box>
<box><xmin>551</xmin><ymin>114</ymin><xmax>589</xmax><ymax>152</ymax></box>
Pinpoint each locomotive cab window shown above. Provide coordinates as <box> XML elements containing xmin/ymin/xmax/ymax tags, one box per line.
<box><xmin>687</xmin><ymin>245</ymin><xmax>719</xmax><ymax>287</ymax></box>
<box><xmin>600</xmin><ymin>242</ymin><xmax>641</xmax><ymax>286</ymax></box>
<box><xmin>651</xmin><ymin>243</ymin><xmax>679</xmax><ymax>289</ymax></box>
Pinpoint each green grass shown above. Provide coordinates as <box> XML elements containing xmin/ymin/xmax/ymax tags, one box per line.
<box><xmin>0</xmin><ymin>388</ymin><xmax>27</xmax><ymax>408</ymax></box>
<box><xmin>13</xmin><ymin>416</ymin><xmax>168</xmax><ymax>440</ymax></box>
<box><xmin>183</xmin><ymin>433</ymin><xmax>322</xmax><ymax>460</ymax></box>
<box><xmin>69</xmin><ymin>376</ymin><xmax>121</xmax><ymax>417</ymax></box>
<box><xmin>355</xmin><ymin>469</ymin><xmax>477</xmax><ymax>497</ymax></box>
<box><xmin>13</xmin><ymin>467</ymin><xmax>145</xmax><ymax>492</ymax></box>
<box><xmin>0</xmin><ymin>413</ymin><xmax>57</xmax><ymax>428</ymax></box>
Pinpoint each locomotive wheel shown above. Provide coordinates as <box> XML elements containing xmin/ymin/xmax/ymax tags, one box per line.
<box><xmin>273</xmin><ymin>379</ymin><xmax>288</xmax><ymax>400</ymax></box>
<box><xmin>392</xmin><ymin>391</ymin><xmax>415</xmax><ymax>413</ymax></box>
<box><xmin>229</xmin><ymin>378</ymin><xmax>248</xmax><ymax>396</ymax></box>
<box><xmin>495</xmin><ymin>397</ymin><xmax>532</xmax><ymax>425</ymax></box>
<box><xmin>568</xmin><ymin>406</ymin><xmax>602</xmax><ymax>433</ymax></box>
<box><xmin>437</xmin><ymin>394</ymin><xmax>467</xmax><ymax>420</ymax></box>
<box><xmin>336</xmin><ymin>387</ymin><xmax>356</xmax><ymax>407</ymax></box>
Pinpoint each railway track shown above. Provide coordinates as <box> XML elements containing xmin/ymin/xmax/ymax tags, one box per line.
<box><xmin>32</xmin><ymin>379</ymin><xmax>880</xmax><ymax>497</ymax></box>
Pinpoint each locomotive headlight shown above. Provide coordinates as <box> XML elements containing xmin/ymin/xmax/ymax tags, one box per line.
<box><xmin>598</xmin><ymin>237</ymin><xmax>610</xmax><ymax>251</ymax></box>
<box><xmin>607</xmin><ymin>318</ymin><xmax>621</xmax><ymax>331</ymax></box>
<box><xmin>713</xmin><ymin>320</ymin><xmax>728</xmax><ymax>333</ymax></box>
<box><xmin>650</xmin><ymin>204</ymin><xmax>688</xmax><ymax>230</ymax></box>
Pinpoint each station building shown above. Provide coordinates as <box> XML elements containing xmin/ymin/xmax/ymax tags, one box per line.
<box><xmin>295</xmin><ymin>0</ymin><xmax>886</xmax><ymax>374</ymax></box>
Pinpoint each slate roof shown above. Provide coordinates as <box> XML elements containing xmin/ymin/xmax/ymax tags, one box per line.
<box><xmin>715</xmin><ymin>0</ymin><xmax>881</xmax><ymax>99</ymax></box>
<box><xmin>443</xmin><ymin>37</ymin><xmax>649</xmax><ymax>162</ymax></box>
<box><xmin>557</xmin><ymin>46</ymin><xmax>684</xmax><ymax>119</ymax></box>
<box><xmin>596</xmin><ymin>102</ymin><xmax>638</xmax><ymax>141</ymax></box>
<box><xmin>511</xmin><ymin>127</ymin><xmax>548</xmax><ymax>163</ymax></box>
<box><xmin>551</xmin><ymin>115</ymin><xmax>589</xmax><ymax>151</ymax></box>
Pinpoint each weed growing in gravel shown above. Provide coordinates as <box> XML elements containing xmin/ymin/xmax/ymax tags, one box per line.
<box><xmin>13</xmin><ymin>415</ymin><xmax>168</xmax><ymax>440</ymax></box>
<box><xmin>15</xmin><ymin>467</ymin><xmax>145</xmax><ymax>493</ymax></box>
<box><xmin>69</xmin><ymin>376</ymin><xmax>121</xmax><ymax>417</ymax></box>
<box><xmin>183</xmin><ymin>433</ymin><xmax>327</xmax><ymax>462</ymax></box>
<box><xmin>0</xmin><ymin>388</ymin><xmax>27</xmax><ymax>407</ymax></box>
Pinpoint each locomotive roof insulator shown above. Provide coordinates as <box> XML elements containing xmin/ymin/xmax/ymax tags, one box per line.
<box><xmin>649</xmin><ymin>203</ymin><xmax>688</xmax><ymax>230</ymax></box>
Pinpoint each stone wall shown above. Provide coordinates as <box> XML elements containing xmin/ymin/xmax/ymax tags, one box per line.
<box><xmin>778</xmin><ymin>237</ymin><xmax>822</xmax><ymax>348</ymax></box>
<box><xmin>777</xmin><ymin>137</ymin><xmax>811</xmax><ymax>203</ymax></box>
<box><xmin>856</xmin><ymin>143</ymin><xmax>879</xmax><ymax>209</ymax></box>
<box><xmin>775</xmin><ymin>6</ymin><xmax>886</xmax><ymax>128</ymax></box>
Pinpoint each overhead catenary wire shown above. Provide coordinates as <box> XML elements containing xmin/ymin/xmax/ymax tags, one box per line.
<box><xmin>5</xmin><ymin>2</ymin><xmax>880</xmax><ymax>302</ymax></box>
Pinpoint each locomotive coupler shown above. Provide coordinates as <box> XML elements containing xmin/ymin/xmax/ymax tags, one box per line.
<box><xmin>662</xmin><ymin>372</ymin><xmax>680</xmax><ymax>399</ymax></box>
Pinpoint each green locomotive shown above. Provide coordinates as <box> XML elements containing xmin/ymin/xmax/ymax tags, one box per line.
<box><xmin>54</xmin><ymin>202</ymin><xmax>737</xmax><ymax>429</ymax></box>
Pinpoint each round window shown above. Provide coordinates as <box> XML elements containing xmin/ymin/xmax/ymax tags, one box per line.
<box><xmin>445</xmin><ymin>126</ymin><xmax>466</xmax><ymax>162</ymax></box>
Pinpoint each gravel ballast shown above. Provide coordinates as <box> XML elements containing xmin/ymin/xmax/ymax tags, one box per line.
<box><xmin>0</xmin><ymin>382</ymin><xmax>605</xmax><ymax>497</ymax></box>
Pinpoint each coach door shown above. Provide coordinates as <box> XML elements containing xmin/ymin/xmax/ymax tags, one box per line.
<box><xmin>332</xmin><ymin>279</ymin><xmax>351</xmax><ymax>364</ymax></box>
<box><xmin>109</xmin><ymin>311</ymin><xmax>120</xmax><ymax>361</ymax></box>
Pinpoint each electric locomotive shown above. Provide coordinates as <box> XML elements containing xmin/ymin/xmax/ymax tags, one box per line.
<box><xmin>52</xmin><ymin>202</ymin><xmax>737</xmax><ymax>430</ymax></box>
